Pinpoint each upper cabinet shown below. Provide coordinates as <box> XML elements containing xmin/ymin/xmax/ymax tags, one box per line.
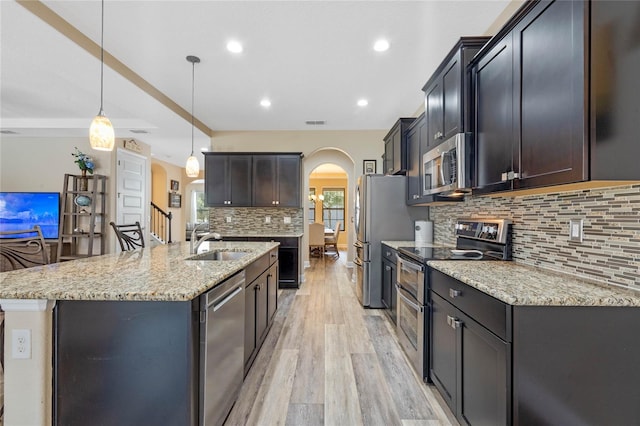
<box><xmin>471</xmin><ymin>0</ymin><xmax>640</xmax><ymax>195</ymax></box>
<box><xmin>253</xmin><ymin>154</ymin><xmax>302</xmax><ymax>207</ymax></box>
<box><xmin>406</xmin><ymin>114</ymin><xmax>426</xmax><ymax>204</ymax></box>
<box><xmin>422</xmin><ymin>37</ymin><xmax>491</xmax><ymax>151</ymax></box>
<box><xmin>383</xmin><ymin>118</ymin><xmax>415</xmax><ymax>175</ymax></box>
<box><xmin>205</xmin><ymin>153</ymin><xmax>302</xmax><ymax>208</ymax></box>
<box><xmin>205</xmin><ymin>154</ymin><xmax>252</xmax><ymax>207</ymax></box>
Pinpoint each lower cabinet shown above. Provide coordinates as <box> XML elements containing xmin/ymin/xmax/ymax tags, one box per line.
<box><xmin>430</xmin><ymin>270</ymin><xmax>511</xmax><ymax>425</ymax></box>
<box><xmin>244</xmin><ymin>248</ymin><xmax>279</xmax><ymax>375</ymax></box>
<box><xmin>381</xmin><ymin>244</ymin><xmax>398</xmax><ymax>324</ymax></box>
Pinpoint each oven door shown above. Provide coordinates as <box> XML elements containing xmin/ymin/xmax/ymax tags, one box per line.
<box><xmin>396</xmin><ymin>254</ymin><xmax>425</xmax><ymax>302</ymax></box>
<box><xmin>396</xmin><ymin>283</ymin><xmax>426</xmax><ymax>379</ymax></box>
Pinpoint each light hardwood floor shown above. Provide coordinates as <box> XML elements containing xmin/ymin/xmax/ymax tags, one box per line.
<box><xmin>226</xmin><ymin>252</ymin><xmax>458</xmax><ymax>426</ymax></box>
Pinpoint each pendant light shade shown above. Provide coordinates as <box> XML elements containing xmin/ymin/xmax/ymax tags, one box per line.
<box><xmin>90</xmin><ymin>0</ymin><xmax>114</xmax><ymax>151</ymax></box>
<box><xmin>185</xmin><ymin>55</ymin><xmax>201</xmax><ymax>177</ymax></box>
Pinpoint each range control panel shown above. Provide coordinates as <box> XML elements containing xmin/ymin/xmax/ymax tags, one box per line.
<box><xmin>455</xmin><ymin>219</ymin><xmax>511</xmax><ymax>244</ymax></box>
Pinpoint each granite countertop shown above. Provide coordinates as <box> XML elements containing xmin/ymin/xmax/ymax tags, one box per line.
<box><xmin>222</xmin><ymin>232</ymin><xmax>303</xmax><ymax>238</ymax></box>
<box><xmin>428</xmin><ymin>261</ymin><xmax>640</xmax><ymax>307</ymax></box>
<box><xmin>0</xmin><ymin>241</ymin><xmax>278</xmax><ymax>302</ymax></box>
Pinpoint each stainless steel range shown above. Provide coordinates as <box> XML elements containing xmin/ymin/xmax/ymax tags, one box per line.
<box><xmin>395</xmin><ymin>218</ymin><xmax>512</xmax><ymax>381</ymax></box>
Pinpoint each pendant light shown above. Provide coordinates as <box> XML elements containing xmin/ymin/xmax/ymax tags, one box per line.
<box><xmin>185</xmin><ymin>55</ymin><xmax>201</xmax><ymax>177</ymax></box>
<box><xmin>89</xmin><ymin>0</ymin><xmax>115</xmax><ymax>151</ymax></box>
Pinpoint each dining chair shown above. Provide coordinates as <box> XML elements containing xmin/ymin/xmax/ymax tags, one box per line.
<box><xmin>0</xmin><ymin>225</ymin><xmax>50</xmax><ymax>272</ymax></box>
<box><xmin>110</xmin><ymin>221</ymin><xmax>145</xmax><ymax>251</ymax></box>
<box><xmin>308</xmin><ymin>222</ymin><xmax>325</xmax><ymax>257</ymax></box>
<box><xmin>324</xmin><ymin>221</ymin><xmax>342</xmax><ymax>257</ymax></box>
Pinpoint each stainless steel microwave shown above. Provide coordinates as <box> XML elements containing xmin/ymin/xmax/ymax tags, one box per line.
<box><xmin>422</xmin><ymin>133</ymin><xmax>472</xmax><ymax>197</ymax></box>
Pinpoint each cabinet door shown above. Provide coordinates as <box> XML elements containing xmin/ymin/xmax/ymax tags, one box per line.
<box><xmin>513</xmin><ymin>0</ymin><xmax>586</xmax><ymax>189</ymax></box>
<box><xmin>205</xmin><ymin>155</ymin><xmax>229</xmax><ymax>206</ymax></box>
<box><xmin>244</xmin><ymin>281</ymin><xmax>257</xmax><ymax>367</ymax></box>
<box><xmin>252</xmin><ymin>156</ymin><xmax>276</xmax><ymax>206</ymax></box>
<box><xmin>228</xmin><ymin>155</ymin><xmax>252</xmax><ymax>206</ymax></box>
<box><xmin>473</xmin><ymin>34</ymin><xmax>514</xmax><ymax>193</ymax></box>
<box><xmin>278</xmin><ymin>246</ymin><xmax>298</xmax><ymax>288</ymax></box>
<box><xmin>384</xmin><ymin>137</ymin><xmax>394</xmax><ymax>175</ymax></box>
<box><xmin>381</xmin><ymin>258</ymin><xmax>397</xmax><ymax>324</ymax></box>
<box><xmin>276</xmin><ymin>155</ymin><xmax>301</xmax><ymax>207</ymax></box>
<box><xmin>458</xmin><ymin>311</ymin><xmax>509</xmax><ymax>426</ymax></box>
<box><xmin>426</xmin><ymin>81</ymin><xmax>444</xmax><ymax>149</ymax></box>
<box><xmin>406</xmin><ymin>118</ymin><xmax>423</xmax><ymax>204</ymax></box>
<box><xmin>430</xmin><ymin>292</ymin><xmax>458</xmax><ymax>412</ymax></box>
<box><xmin>256</xmin><ymin>271</ymin><xmax>269</xmax><ymax>343</ymax></box>
<box><xmin>442</xmin><ymin>56</ymin><xmax>461</xmax><ymax>140</ymax></box>
<box><xmin>267</xmin><ymin>263</ymin><xmax>278</xmax><ymax>322</ymax></box>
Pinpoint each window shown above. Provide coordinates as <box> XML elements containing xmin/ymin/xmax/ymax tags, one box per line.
<box><xmin>308</xmin><ymin>188</ymin><xmax>316</xmax><ymax>223</ymax></box>
<box><xmin>192</xmin><ymin>190</ymin><xmax>208</xmax><ymax>223</ymax></box>
<box><xmin>322</xmin><ymin>188</ymin><xmax>345</xmax><ymax>231</ymax></box>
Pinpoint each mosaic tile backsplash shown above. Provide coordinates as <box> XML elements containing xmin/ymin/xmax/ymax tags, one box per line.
<box><xmin>209</xmin><ymin>207</ymin><xmax>304</xmax><ymax>235</ymax></box>
<box><xmin>430</xmin><ymin>184</ymin><xmax>640</xmax><ymax>290</ymax></box>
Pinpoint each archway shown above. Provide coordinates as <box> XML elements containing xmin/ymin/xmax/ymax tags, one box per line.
<box><xmin>303</xmin><ymin>148</ymin><xmax>356</xmax><ymax>272</ymax></box>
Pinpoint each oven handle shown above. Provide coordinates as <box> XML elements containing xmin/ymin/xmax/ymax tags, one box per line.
<box><xmin>395</xmin><ymin>284</ymin><xmax>423</xmax><ymax>313</ymax></box>
<box><xmin>396</xmin><ymin>254</ymin><xmax>424</xmax><ymax>273</ymax></box>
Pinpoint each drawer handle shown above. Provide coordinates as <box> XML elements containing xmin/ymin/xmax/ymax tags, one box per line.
<box><xmin>449</xmin><ymin>289</ymin><xmax>461</xmax><ymax>298</ymax></box>
<box><xmin>385</xmin><ymin>265</ymin><xmax>391</xmax><ymax>271</ymax></box>
<box><xmin>447</xmin><ymin>315</ymin><xmax>462</xmax><ymax>330</ymax></box>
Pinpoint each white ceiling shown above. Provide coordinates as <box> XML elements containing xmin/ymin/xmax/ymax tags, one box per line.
<box><xmin>1</xmin><ymin>0</ymin><xmax>514</xmax><ymax>168</ymax></box>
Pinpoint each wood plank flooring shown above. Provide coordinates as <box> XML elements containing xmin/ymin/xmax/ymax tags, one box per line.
<box><xmin>225</xmin><ymin>253</ymin><xmax>458</xmax><ymax>426</ymax></box>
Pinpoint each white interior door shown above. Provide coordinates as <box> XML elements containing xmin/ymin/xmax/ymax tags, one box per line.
<box><xmin>116</xmin><ymin>149</ymin><xmax>148</xmax><ymax>230</ymax></box>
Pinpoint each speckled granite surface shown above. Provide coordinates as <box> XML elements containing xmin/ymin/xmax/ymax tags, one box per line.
<box><xmin>222</xmin><ymin>232</ymin><xmax>303</xmax><ymax>238</ymax></box>
<box><xmin>0</xmin><ymin>241</ymin><xmax>278</xmax><ymax>302</ymax></box>
<box><xmin>428</xmin><ymin>261</ymin><xmax>640</xmax><ymax>307</ymax></box>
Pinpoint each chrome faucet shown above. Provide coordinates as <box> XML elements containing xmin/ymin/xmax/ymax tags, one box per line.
<box><xmin>190</xmin><ymin>222</ymin><xmax>221</xmax><ymax>254</ymax></box>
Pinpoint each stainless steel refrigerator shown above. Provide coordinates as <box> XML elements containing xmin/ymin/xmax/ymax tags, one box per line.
<box><xmin>354</xmin><ymin>174</ymin><xmax>423</xmax><ymax>307</ymax></box>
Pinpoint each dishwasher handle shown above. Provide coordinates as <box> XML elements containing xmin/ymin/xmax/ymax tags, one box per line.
<box><xmin>212</xmin><ymin>286</ymin><xmax>243</xmax><ymax>312</ymax></box>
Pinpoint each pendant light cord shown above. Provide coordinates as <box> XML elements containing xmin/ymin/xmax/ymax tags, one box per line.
<box><xmin>99</xmin><ymin>0</ymin><xmax>105</xmax><ymax>114</ymax></box>
<box><xmin>191</xmin><ymin>60</ymin><xmax>195</xmax><ymax>156</ymax></box>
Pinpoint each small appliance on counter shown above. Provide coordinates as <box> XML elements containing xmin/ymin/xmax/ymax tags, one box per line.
<box><xmin>394</xmin><ymin>218</ymin><xmax>512</xmax><ymax>382</ymax></box>
<box><xmin>414</xmin><ymin>220</ymin><xmax>433</xmax><ymax>245</ymax></box>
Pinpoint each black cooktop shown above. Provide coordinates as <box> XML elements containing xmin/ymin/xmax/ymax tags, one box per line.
<box><xmin>397</xmin><ymin>246</ymin><xmax>457</xmax><ymax>263</ymax></box>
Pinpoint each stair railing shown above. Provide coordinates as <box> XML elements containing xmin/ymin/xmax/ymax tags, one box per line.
<box><xmin>150</xmin><ymin>201</ymin><xmax>172</xmax><ymax>243</ymax></box>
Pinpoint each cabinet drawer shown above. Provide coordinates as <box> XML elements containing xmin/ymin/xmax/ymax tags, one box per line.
<box><xmin>381</xmin><ymin>245</ymin><xmax>397</xmax><ymax>263</ymax></box>
<box><xmin>245</xmin><ymin>252</ymin><xmax>270</xmax><ymax>285</ymax></box>
<box><xmin>430</xmin><ymin>268</ymin><xmax>510</xmax><ymax>341</ymax></box>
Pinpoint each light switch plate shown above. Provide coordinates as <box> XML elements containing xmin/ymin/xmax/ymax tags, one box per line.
<box><xmin>569</xmin><ymin>219</ymin><xmax>583</xmax><ymax>242</ymax></box>
<box><xmin>265</xmin><ymin>216</ymin><xmax>271</xmax><ymax>224</ymax></box>
<box><xmin>12</xmin><ymin>329</ymin><xmax>31</xmax><ymax>359</ymax></box>
<box><xmin>284</xmin><ymin>216</ymin><xmax>291</xmax><ymax>224</ymax></box>
<box><xmin>226</xmin><ymin>216</ymin><xmax>232</xmax><ymax>223</ymax></box>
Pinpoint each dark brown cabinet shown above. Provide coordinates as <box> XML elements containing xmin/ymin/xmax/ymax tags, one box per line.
<box><xmin>430</xmin><ymin>270</ymin><xmax>511</xmax><ymax>426</ymax></box>
<box><xmin>422</xmin><ymin>37</ymin><xmax>490</xmax><ymax>151</ymax></box>
<box><xmin>381</xmin><ymin>244</ymin><xmax>398</xmax><ymax>324</ymax></box>
<box><xmin>383</xmin><ymin>118</ymin><xmax>415</xmax><ymax>175</ymax></box>
<box><xmin>472</xmin><ymin>0</ymin><xmax>639</xmax><ymax>194</ymax></box>
<box><xmin>252</xmin><ymin>154</ymin><xmax>301</xmax><ymax>207</ymax></box>
<box><xmin>244</xmin><ymin>248</ymin><xmax>279</xmax><ymax>374</ymax></box>
<box><xmin>204</xmin><ymin>154</ymin><xmax>252</xmax><ymax>207</ymax></box>
<box><xmin>406</xmin><ymin>114</ymin><xmax>426</xmax><ymax>204</ymax></box>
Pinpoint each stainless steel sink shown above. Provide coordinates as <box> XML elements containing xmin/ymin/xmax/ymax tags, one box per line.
<box><xmin>187</xmin><ymin>250</ymin><xmax>251</xmax><ymax>261</ymax></box>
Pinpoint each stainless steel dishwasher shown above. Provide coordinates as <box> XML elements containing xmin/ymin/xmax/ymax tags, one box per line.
<box><xmin>200</xmin><ymin>271</ymin><xmax>245</xmax><ymax>426</ymax></box>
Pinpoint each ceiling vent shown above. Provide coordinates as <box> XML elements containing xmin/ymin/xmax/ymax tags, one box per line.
<box><xmin>0</xmin><ymin>130</ymin><xmax>18</xmax><ymax>134</ymax></box>
<box><xmin>130</xmin><ymin>129</ymin><xmax>148</xmax><ymax>134</ymax></box>
<box><xmin>305</xmin><ymin>120</ymin><xmax>326</xmax><ymax>126</ymax></box>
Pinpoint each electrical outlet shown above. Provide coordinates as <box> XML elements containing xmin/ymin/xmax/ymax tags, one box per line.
<box><xmin>265</xmin><ymin>216</ymin><xmax>271</xmax><ymax>224</ymax></box>
<box><xmin>569</xmin><ymin>218</ymin><xmax>583</xmax><ymax>242</ymax></box>
<box><xmin>284</xmin><ymin>216</ymin><xmax>291</xmax><ymax>224</ymax></box>
<box><xmin>226</xmin><ymin>216</ymin><xmax>232</xmax><ymax>223</ymax></box>
<box><xmin>12</xmin><ymin>329</ymin><xmax>31</xmax><ymax>359</ymax></box>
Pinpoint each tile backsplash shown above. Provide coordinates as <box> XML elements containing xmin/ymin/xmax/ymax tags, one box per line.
<box><xmin>209</xmin><ymin>207</ymin><xmax>304</xmax><ymax>234</ymax></box>
<box><xmin>430</xmin><ymin>184</ymin><xmax>640</xmax><ymax>290</ymax></box>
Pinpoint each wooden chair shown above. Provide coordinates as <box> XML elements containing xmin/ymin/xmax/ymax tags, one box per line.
<box><xmin>308</xmin><ymin>222</ymin><xmax>325</xmax><ymax>257</ymax></box>
<box><xmin>110</xmin><ymin>221</ymin><xmax>145</xmax><ymax>251</ymax></box>
<box><xmin>0</xmin><ymin>225</ymin><xmax>50</xmax><ymax>272</ymax></box>
<box><xmin>324</xmin><ymin>221</ymin><xmax>342</xmax><ymax>257</ymax></box>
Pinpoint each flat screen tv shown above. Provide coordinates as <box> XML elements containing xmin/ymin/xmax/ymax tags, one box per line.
<box><xmin>0</xmin><ymin>192</ymin><xmax>60</xmax><ymax>239</ymax></box>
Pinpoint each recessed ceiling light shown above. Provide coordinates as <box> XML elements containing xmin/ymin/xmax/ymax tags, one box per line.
<box><xmin>260</xmin><ymin>98</ymin><xmax>271</xmax><ymax>108</ymax></box>
<box><xmin>373</xmin><ymin>39</ymin><xmax>390</xmax><ymax>52</ymax></box>
<box><xmin>227</xmin><ymin>40</ymin><xmax>243</xmax><ymax>53</ymax></box>
<box><xmin>357</xmin><ymin>99</ymin><xmax>369</xmax><ymax>107</ymax></box>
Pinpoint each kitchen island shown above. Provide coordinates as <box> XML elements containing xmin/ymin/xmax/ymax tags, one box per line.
<box><xmin>0</xmin><ymin>240</ymin><xmax>278</xmax><ymax>426</ymax></box>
